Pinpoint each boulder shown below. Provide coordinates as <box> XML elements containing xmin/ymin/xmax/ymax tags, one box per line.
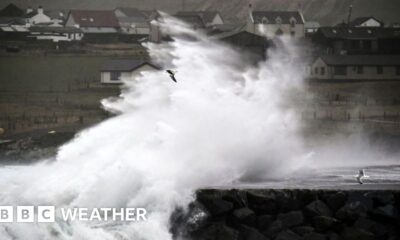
<box><xmin>293</xmin><ymin>226</ymin><xmax>315</xmax><ymax>237</ymax></box>
<box><xmin>304</xmin><ymin>232</ymin><xmax>328</xmax><ymax>240</ymax></box>
<box><xmin>277</xmin><ymin>211</ymin><xmax>304</xmax><ymax>228</ymax></box>
<box><xmin>340</xmin><ymin>227</ymin><xmax>374</xmax><ymax>240</ymax></box>
<box><xmin>366</xmin><ymin>191</ymin><xmax>394</xmax><ymax>207</ymax></box>
<box><xmin>264</xmin><ymin>220</ymin><xmax>284</xmax><ymax>238</ymax></box>
<box><xmin>247</xmin><ymin>191</ymin><xmax>278</xmax><ymax>214</ymax></box>
<box><xmin>325</xmin><ymin>192</ymin><xmax>347</xmax><ymax>211</ymax></box>
<box><xmin>353</xmin><ymin>217</ymin><xmax>388</xmax><ymax>237</ymax></box>
<box><xmin>313</xmin><ymin>216</ymin><xmax>340</xmax><ymax>233</ymax></box>
<box><xmin>230</xmin><ymin>208</ymin><xmax>256</xmax><ymax>227</ymax></box>
<box><xmin>223</xmin><ymin>190</ymin><xmax>248</xmax><ymax>208</ymax></box>
<box><xmin>239</xmin><ymin>225</ymin><xmax>270</xmax><ymax>240</ymax></box>
<box><xmin>372</xmin><ymin>204</ymin><xmax>398</xmax><ymax>220</ymax></box>
<box><xmin>275</xmin><ymin>230</ymin><xmax>302</xmax><ymax>240</ymax></box>
<box><xmin>327</xmin><ymin>232</ymin><xmax>342</xmax><ymax>240</ymax></box>
<box><xmin>257</xmin><ymin>214</ymin><xmax>275</xmax><ymax>230</ymax></box>
<box><xmin>335</xmin><ymin>202</ymin><xmax>367</xmax><ymax>223</ymax></box>
<box><xmin>305</xmin><ymin>200</ymin><xmax>333</xmax><ymax>218</ymax></box>
<box><xmin>192</xmin><ymin>222</ymin><xmax>239</xmax><ymax>240</ymax></box>
<box><xmin>197</xmin><ymin>196</ymin><xmax>233</xmax><ymax>217</ymax></box>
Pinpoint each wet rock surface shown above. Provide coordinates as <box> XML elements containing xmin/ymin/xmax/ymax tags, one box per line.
<box><xmin>170</xmin><ymin>189</ymin><xmax>400</xmax><ymax>240</ymax></box>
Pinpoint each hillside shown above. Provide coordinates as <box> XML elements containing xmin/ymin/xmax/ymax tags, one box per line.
<box><xmin>1</xmin><ymin>0</ymin><xmax>400</xmax><ymax>26</ymax></box>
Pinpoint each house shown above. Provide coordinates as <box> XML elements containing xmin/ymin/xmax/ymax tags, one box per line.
<box><xmin>312</xmin><ymin>27</ymin><xmax>400</xmax><ymax>55</ymax></box>
<box><xmin>350</xmin><ymin>17</ymin><xmax>383</xmax><ymax>28</ymax></box>
<box><xmin>212</xmin><ymin>24</ymin><xmax>269</xmax><ymax>61</ymax></box>
<box><xmin>25</xmin><ymin>6</ymin><xmax>52</xmax><ymax>25</ymax></box>
<box><xmin>100</xmin><ymin>59</ymin><xmax>159</xmax><ymax>84</ymax></box>
<box><xmin>310</xmin><ymin>55</ymin><xmax>400</xmax><ymax>81</ymax></box>
<box><xmin>114</xmin><ymin>8</ymin><xmax>150</xmax><ymax>35</ymax></box>
<box><xmin>175</xmin><ymin>11</ymin><xmax>224</xmax><ymax>27</ymax></box>
<box><xmin>28</xmin><ymin>26</ymin><xmax>83</xmax><ymax>42</ymax></box>
<box><xmin>0</xmin><ymin>3</ymin><xmax>24</xmax><ymax>18</ymax></box>
<box><xmin>65</xmin><ymin>10</ymin><xmax>120</xmax><ymax>33</ymax></box>
<box><xmin>305</xmin><ymin>21</ymin><xmax>320</xmax><ymax>34</ymax></box>
<box><xmin>246</xmin><ymin>5</ymin><xmax>305</xmax><ymax>39</ymax></box>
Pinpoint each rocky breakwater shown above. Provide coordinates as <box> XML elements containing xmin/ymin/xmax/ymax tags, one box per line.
<box><xmin>170</xmin><ymin>189</ymin><xmax>400</xmax><ymax>240</ymax></box>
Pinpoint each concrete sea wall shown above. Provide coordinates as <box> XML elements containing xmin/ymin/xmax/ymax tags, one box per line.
<box><xmin>171</xmin><ymin>189</ymin><xmax>400</xmax><ymax>240</ymax></box>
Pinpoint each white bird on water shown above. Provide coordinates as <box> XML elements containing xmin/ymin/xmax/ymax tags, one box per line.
<box><xmin>355</xmin><ymin>169</ymin><xmax>369</xmax><ymax>184</ymax></box>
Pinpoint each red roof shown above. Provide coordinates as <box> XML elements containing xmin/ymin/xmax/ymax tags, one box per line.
<box><xmin>69</xmin><ymin>10</ymin><xmax>119</xmax><ymax>28</ymax></box>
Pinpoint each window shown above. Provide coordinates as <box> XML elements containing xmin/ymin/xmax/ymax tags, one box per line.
<box><xmin>357</xmin><ymin>66</ymin><xmax>364</xmax><ymax>74</ymax></box>
<box><xmin>290</xmin><ymin>31</ymin><xmax>295</xmax><ymax>37</ymax></box>
<box><xmin>314</xmin><ymin>67</ymin><xmax>319</xmax><ymax>74</ymax></box>
<box><xmin>290</xmin><ymin>18</ymin><xmax>296</xmax><ymax>28</ymax></box>
<box><xmin>334</xmin><ymin>66</ymin><xmax>347</xmax><ymax>75</ymax></box>
<box><xmin>110</xmin><ymin>72</ymin><xmax>121</xmax><ymax>81</ymax></box>
<box><xmin>377</xmin><ymin>66</ymin><xmax>383</xmax><ymax>74</ymax></box>
<box><xmin>321</xmin><ymin>67</ymin><xmax>325</xmax><ymax>75</ymax></box>
<box><xmin>275</xmin><ymin>17</ymin><xmax>282</xmax><ymax>24</ymax></box>
<box><xmin>262</xmin><ymin>17</ymin><xmax>268</xmax><ymax>24</ymax></box>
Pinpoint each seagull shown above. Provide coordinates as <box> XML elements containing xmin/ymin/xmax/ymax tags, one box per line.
<box><xmin>166</xmin><ymin>70</ymin><xmax>177</xmax><ymax>83</ymax></box>
<box><xmin>355</xmin><ymin>169</ymin><xmax>368</xmax><ymax>184</ymax></box>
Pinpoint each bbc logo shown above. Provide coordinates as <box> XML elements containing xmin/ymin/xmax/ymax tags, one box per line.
<box><xmin>0</xmin><ymin>206</ymin><xmax>55</xmax><ymax>223</ymax></box>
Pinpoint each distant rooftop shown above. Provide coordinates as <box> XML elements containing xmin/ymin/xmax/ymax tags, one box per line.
<box><xmin>175</xmin><ymin>11</ymin><xmax>221</xmax><ymax>24</ymax></box>
<box><xmin>252</xmin><ymin>11</ymin><xmax>304</xmax><ymax>24</ymax></box>
<box><xmin>69</xmin><ymin>10</ymin><xmax>119</xmax><ymax>28</ymax></box>
<box><xmin>101</xmin><ymin>59</ymin><xmax>159</xmax><ymax>72</ymax></box>
<box><xmin>318</xmin><ymin>27</ymin><xmax>400</xmax><ymax>39</ymax></box>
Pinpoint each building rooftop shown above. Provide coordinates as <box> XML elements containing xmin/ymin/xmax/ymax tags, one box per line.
<box><xmin>0</xmin><ymin>3</ymin><xmax>24</xmax><ymax>17</ymax></box>
<box><xmin>252</xmin><ymin>11</ymin><xmax>304</xmax><ymax>24</ymax></box>
<box><xmin>29</xmin><ymin>26</ymin><xmax>83</xmax><ymax>33</ymax></box>
<box><xmin>69</xmin><ymin>10</ymin><xmax>119</xmax><ymax>28</ymax></box>
<box><xmin>101</xmin><ymin>59</ymin><xmax>159</xmax><ymax>72</ymax></box>
<box><xmin>320</xmin><ymin>55</ymin><xmax>400</xmax><ymax>66</ymax></box>
<box><xmin>350</xmin><ymin>16</ymin><xmax>383</xmax><ymax>27</ymax></box>
<box><xmin>318</xmin><ymin>27</ymin><xmax>400</xmax><ymax>39</ymax></box>
<box><xmin>175</xmin><ymin>11</ymin><xmax>221</xmax><ymax>24</ymax></box>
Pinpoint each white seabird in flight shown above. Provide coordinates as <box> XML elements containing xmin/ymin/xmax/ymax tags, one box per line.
<box><xmin>355</xmin><ymin>169</ymin><xmax>369</xmax><ymax>184</ymax></box>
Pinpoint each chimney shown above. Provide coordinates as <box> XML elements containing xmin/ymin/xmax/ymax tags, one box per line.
<box><xmin>38</xmin><ymin>6</ymin><xmax>44</xmax><ymax>15</ymax></box>
<box><xmin>347</xmin><ymin>5</ymin><xmax>353</xmax><ymax>26</ymax></box>
<box><xmin>246</xmin><ymin>3</ymin><xmax>255</xmax><ymax>33</ymax></box>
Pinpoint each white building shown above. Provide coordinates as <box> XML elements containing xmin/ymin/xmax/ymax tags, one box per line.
<box><xmin>246</xmin><ymin>5</ymin><xmax>305</xmax><ymax>39</ymax></box>
<box><xmin>100</xmin><ymin>59</ymin><xmax>159</xmax><ymax>84</ymax></box>
<box><xmin>175</xmin><ymin>11</ymin><xmax>224</xmax><ymax>27</ymax></box>
<box><xmin>29</xmin><ymin>26</ymin><xmax>83</xmax><ymax>42</ymax></box>
<box><xmin>305</xmin><ymin>21</ymin><xmax>320</xmax><ymax>34</ymax></box>
<box><xmin>310</xmin><ymin>55</ymin><xmax>400</xmax><ymax>81</ymax></box>
<box><xmin>65</xmin><ymin>10</ymin><xmax>120</xmax><ymax>33</ymax></box>
<box><xmin>25</xmin><ymin>6</ymin><xmax>52</xmax><ymax>25</ymax></box>
<box><xmin>114</xmin><ymin>8</ymin><xmax>151</xmax><ymax>35</ymax></box>
<box><xmin>350</xmin><ymin>17</ymin><xmax>383</xmax><ymax>28</ymax></box>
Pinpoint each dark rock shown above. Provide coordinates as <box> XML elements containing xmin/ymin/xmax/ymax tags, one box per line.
<box><xmin>313</xmin><ymin>216</ymin><xmax>340</xmax><ymax>233</ymax></box>
<box><xmin>192</xmin><ymin>222</ymin><xmax>239</xmax><ymax>240</ymax></box>
<box><xmin>340</xmin><ymin>227</ymin><xmax>374</xmax><ymax>240</ymax></box>
<box><xmin>304</xmin><ymin>232</ymin><xmax>328</xmax><ymax>240</ymax></box>
<box><xmin>276</xmin><ymin>191</ymin><xmax>302</xmax><ymax>212</ymax></box>
<box><xmin>274</xmin><ymin>230</ymin><xmax>302</xmax><ymax>240</ymax></box>
<box><xmin>223</xmin><ymin>190</ymin><xmax>248</xmax><ymax>208</ymax></box>
<box><xmin>264</xmin><ymin>220</ymin><xmax>284</xmax><ymax>238</ymax></box>
<box><xmin>327</xmin><ymin>232</ymin><xmax>342</xmax><ymax>240</ymax></box>
<box><xmin>230</xmin><ymin>208</ymin><xmax>256</xmax><ymax>227</ymax></box>
<box><xmin>366</xmin><ymin>191</ymin><xmax>394</xmax><ymax>207</ymax></box>
<box><xmin>247</xmin><ymin>191</ymin><xmax>278</xmax><ymax>214</ymax></box>
<box><xmin>198</xmin><ymin>196</ymin><xmax>233</xmax><ymax>217</ymax></box>
<box><xmin>346</xmin><ymin>192</ymin><xmax>373</xmax><ymax>210</ymax></box>
<box><xmin>257</xmin><ymin>214</ymin><xmax>275</xmax><ymax>230</ymax></box>
<box><xmin>239</xmin><ymin>225</ymin><xmax>270</xmax><ymax>240</ymax></box>
<box><xmin>277</xmin><ymin>211</ymin><xmax>304</xmax><ymax>228</ymax></box>
<box><xmin>373</xmin><ymin>204</ymin><xmax>398</xmax><ymax>219</ymax></box>
<box><xmin>305</xmin><ymin>200</ymin><xmax>333</xmax><ymax>218</ymax></box>
<box><xmin>326</xmin><ymin>192</ymin><xmax>347</xmax><ymax>211</ymax></box>
<box><xmin>335</xmin><ymin>202</ymin><xmax>367</xmax><ymax>224</ymax></box>
<box><xmin>353</xmin><ymin>217</ymin><xmax>388</xmax><ymax>237</ymax></box>
<box><xmin>293</xmin><ymin>226</ymin><xmax>315</xmax><ymax>237</ymax></box>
